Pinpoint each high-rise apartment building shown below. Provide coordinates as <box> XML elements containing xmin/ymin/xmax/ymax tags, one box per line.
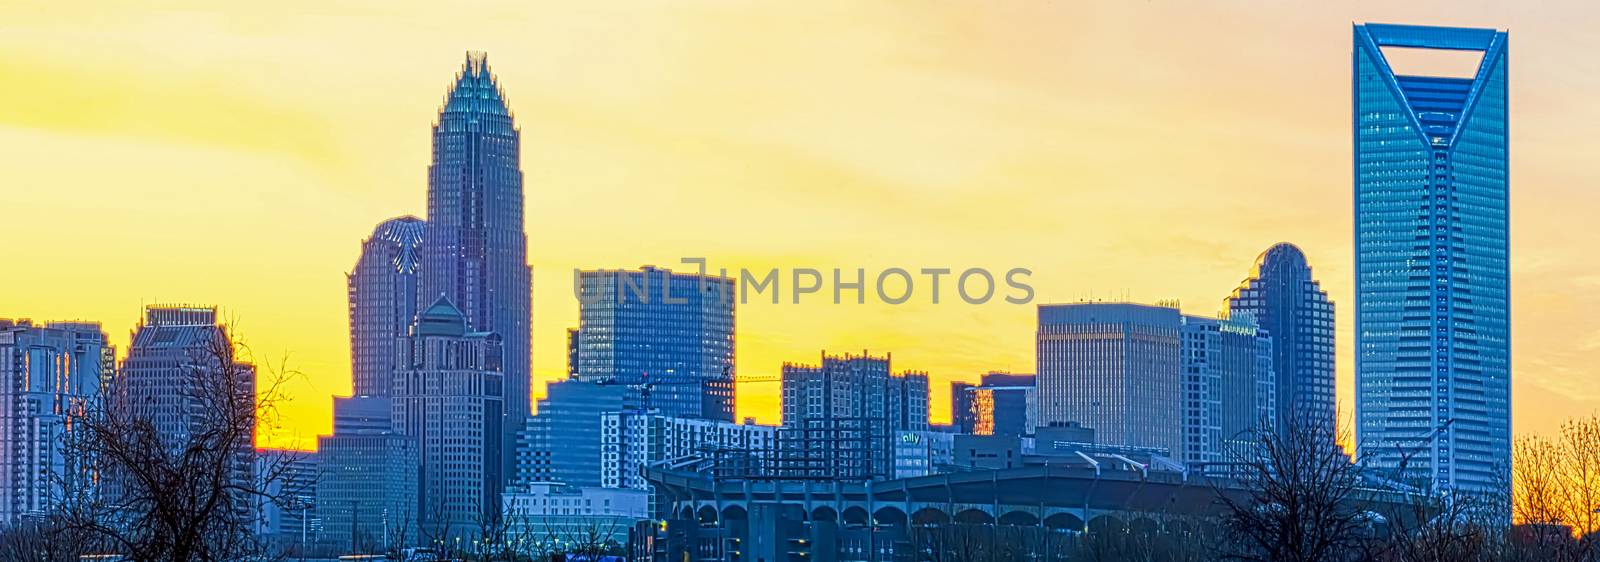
<box><xmin>391</xmin><ymin>297</ymin><xmax>503</xmax><ymax>538</ymax></box>
<box><xmin>780</xmin><ymin>351</ymin><xmax>929</xmax><ymax>432</ymax></box>
<box><xmin>1180</xmin><ymin>317</ymin><xmax>1276</xmax><ymax>466</ymax></box>
<box><xmin>420</xmin><ymin>53</ymin><xmax>533</xmax><ymax>435</ymax></box>
<box><xmin>1225</xmin><ymin>243</ymin><xmax>1335</xmax><ymax>439</ymax></box>
<box><xmin>347</xmin><ymin>216</ymin><xmax>425</xmax><ymax>397</ymax></box>
<box><xmin>780</xmin><ymin>352</ymin><xmax>929</xmax><ymax>481</ymax></box>
<box><xmin>0</xmin><ymin>320</ymin><xmax>110</xmax><ymax>524</ymax></box>
<box><xmin>599</xmin><ymin>413</ymin><xmax>777</xmax><ymax>490</ymax></box>
<box><xmin>573</xmin><ymin>266</ymin><xmax>736</xmax><ymax>421</ymax></box>
<box><xmin>1353</xmin><ymin>24</ymin><xmax>1511</xmax><ymax>494</ymax></box>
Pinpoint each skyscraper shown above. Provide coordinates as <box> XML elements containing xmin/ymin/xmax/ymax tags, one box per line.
<box><xmin>0</xmin><ymin>319</ymin><xmax>110</xmax><ymax>524</ymax></box>
<box><xmin>391</xmin><ymin>297</ymin><xmax>504</xmax><ymax>538</ymax></box>
<box><xmin>420</xmin><ymin>53</ymin><xmax>532</xmax><ymax>432</ymax></box>
<box><xmin>120</xmin><ymin>306</ymin><xmax>257</xmax><ymax>525</ymax></box>
<box><xmin>1353</xmin><ymin>24</ymin><xmax>1511</xmax><ymax>494</ymax></box>
<box><xmin>347</xmin><ymin>216</ymin><xmax>425</xmax><ymax>397</ymax></box>
<box><xmin>1225</xmin><ymin>243</ymin><xmax>1335</xmax><ymax>437</ymax></box>
<box><xmin>574</xmin><ymin>266</ymin><xmax>736</xmax><ymax>421</ymax></box>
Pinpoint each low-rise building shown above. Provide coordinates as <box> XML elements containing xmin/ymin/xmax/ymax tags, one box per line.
<box><xmin>502</xmin><ymin>482</ymin><xmax>649</xmax><ymax>549</ymax></box>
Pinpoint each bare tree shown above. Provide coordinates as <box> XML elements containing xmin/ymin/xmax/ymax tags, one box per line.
<box><xmin>1367</xmin><ymin>482</ymin><xmax>1501</xmax><ymax>562</ymax></box>
<box><xmin>559</xmin><ymin>517</ymin><xmax>627</xmax><ymax>560</ymax></box>
<box><xmin>1216</xmin><ymin>412</ymin><xmax>1370</xmax><ymax>562</ymax></box>
<box><xmin>53</xmin><ymin>321</ymin><xmax>302</xmax><ymax>561</ymax></box>
<box><xmin>0</xmin><ymin>516</ymin><xmax>97</xmax><ymax>562</ymax></box>
<box><xmin>1499</xmin><ymin>417</ymin><xmax>1600</xmax><ymax>562</ymax></box>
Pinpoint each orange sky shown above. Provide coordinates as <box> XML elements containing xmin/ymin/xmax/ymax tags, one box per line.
<box><xmin>2</xmin><ymin>1</ymin><xmax>1597</xmax><ymax>451</ymax></box>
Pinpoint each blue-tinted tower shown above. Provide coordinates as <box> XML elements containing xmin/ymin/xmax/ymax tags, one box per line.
<box><xmin>1353</xmin><ymin>24</ymin><xmax>1510</xmax><ymax>495</ymax></box>
<box><xmin>1226</xmin><ymin>243</ymin><xmax>1335</xmax><ymax>441</ymax></box>
<box><xmin>573</xmin><ymin>266</ymin><xmax>736</xmax><ymax>421</ymax></box>
<box><xmin>420</xmin><ymin>53</ymin><xmax>532</xmax><ymax>432</ymax></box>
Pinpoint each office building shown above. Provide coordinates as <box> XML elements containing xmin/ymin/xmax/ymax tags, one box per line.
<box><xmin>1226</xmin><ymin>243</ymin><xmax>1335</xmax><ymax>439</ymax></box>
<box><xmin>420</xmin><ymin>53</ymin><xmax>533</xmax><ymax>439</ymax></box>
<box><xmin>318</xmin><ymin>396</ymin><xmax>419</xmax><ymax>551</ymax></box>
<box><xmin>950</xmin><ymin>381</ymin><xmax>975</xmax><ymax>434</ymax></box>
<box><xmin>392</xmin><ymin>297</ymin><xmax>504</xmax><ymax>538</ymax></box>
<box><xmin>1353</xmin><ymin>24</ymin><xmax>1511</xmax><ymax>493</ymax></box>
<box><xmin>951</xmin><ymin>372</ymin><xmax>1036</xmax><ymax>436</ymax></box>
<box><xmin>574</xmin><ymin>266</ymin><xmax>736</xmax><ymax>421</ymax></box>
<box><xmin>501</xmin><ymin>483</ymin><xmax>648</xmax><ymax>545</ymax></box>
<box><xmin>256</xmin><ymin>449</ymin><xmax>319</xmax><ymax>548</ymax></box>
<box><xmin>891</xmin><ymin>430</ymin><xmax>954</xmax><ymax>479</ymax></box>
<box><xmin>1036</xmin><ymin>303</ymin><xmax>1185</xmax><ymax>454</ymax></box>
<box><xmin>0</xmin><ymin>320</ymin><xmax>110</xmax><ymax>524</ymax></box>
<box><xmin>347</xmin><ymin>216</ymin><xmax>425</xmax><ymax>397</ymax></box>
<box><xmin>120</xmin><ymin>306</ymin><xmax>256</xmax><ymax>523</ymax></box>
<box><xmin>517</xmin><ymin>380</ymin><xmax>630</xmax><ymax>488</ymax></box>
<box><xmin>1036</xmin><ymin>303</ymin><xmax>1275</xmax><ymax>463</ymax></box>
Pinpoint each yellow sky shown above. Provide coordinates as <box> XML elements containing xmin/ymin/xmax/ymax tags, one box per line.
<box><xmin>2</xmin><ymin>1</ymin><xmax>1597</xmax><ymax>451</ymax></box>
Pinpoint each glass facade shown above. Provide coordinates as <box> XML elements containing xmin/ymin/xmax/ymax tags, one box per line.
<box><xmin>517</xmin><ymin>380</ymin><xmax>630</xmax><ymax>488</ymax></box>
<box><xmin>952</xmin><ymin>372</ymin><xmax>1035</xmax><ymax>435</ymax></box>
<box><xmin>1225</xmin><ymin>243</ymin><xmax>1336</xmax><ymax>440</ymax></box>
<box><xmin>420</xmin><ymin>53</ymin><xmax>533</xmax><ymax>431</ymax></box>
<box><xmin>574</xmin><ymin>266</ymin><xmax>736</xmax><ymax>421</ymax></box>
<box><xmin>347</xmin><ymin>216</ymin><xmax>424</xmax><ymax>397</ymax></box>
<box><xmin>1353</xmin><ymin>24</ymin><xmax>1510</xmax><ymax>495</ymax></box>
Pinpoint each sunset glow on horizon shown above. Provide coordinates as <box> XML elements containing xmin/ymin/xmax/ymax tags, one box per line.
<box><xmin>3</xmin><ymin>1</ymin><xmax>1598</xmax><ymax>451</ymax></box>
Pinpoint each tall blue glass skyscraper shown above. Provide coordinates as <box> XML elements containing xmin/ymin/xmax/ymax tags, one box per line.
<box><xmin>573</xmin><ymin>266</ymin><xmax>736</xmax><ymax>421</ymax></box>
<box><xmin>420</xmin><ymin>53</ymin><xmax>532</xmax><ymax>430</ymax></box>
<box><xmin>1353</xmin><ymin>24</ymin><xmax>1510</xmax><ymax>494</ymax></box>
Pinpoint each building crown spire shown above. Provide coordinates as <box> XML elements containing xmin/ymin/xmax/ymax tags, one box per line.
<box><xmin>440</xmin><ymin>50</ymin><xmax>511</xmax><ymax>118</ymax></box>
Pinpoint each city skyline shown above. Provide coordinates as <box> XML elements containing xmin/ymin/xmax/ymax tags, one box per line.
<box><xmin>5</xmin><ymin>2</ymin><xmax>1598</xmax><ymax>452</ymax></box>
